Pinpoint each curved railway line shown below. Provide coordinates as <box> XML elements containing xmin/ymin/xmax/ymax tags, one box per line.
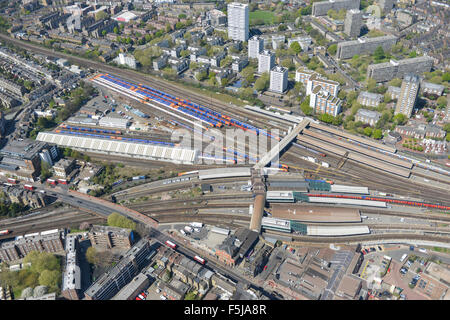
<box><xmin>0</xmin><ymin>210</ymin><xmax>104</xmax><ymax>240</ymax></box>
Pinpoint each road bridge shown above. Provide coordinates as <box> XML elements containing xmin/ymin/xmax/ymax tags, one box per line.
<box><xmin>254</xmin><ymin>118</ymin><xmax>310</xmax><ymax>170</ymax></box>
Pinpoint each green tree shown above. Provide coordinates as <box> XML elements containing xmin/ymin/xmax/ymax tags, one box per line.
<box><xmin>388</xmin><ymin>78</ymin><xmax>402</xmax><ymax>87</ymax></box>
<box><xmin>436</xmin><ymin>96</ymin><xmax>447</xmax><ymax>109</ymax></box>
<box><xmin>327</xmin><ymin>44</ymin><xmax>337</xmax><ymax>55</ymax></box>
<box><xmin>86</xmin><ymin>247</ymin><xmax>99</xmax><ymax>265</ymax></box>
<box><xmin>40</xmin><ymin>161</ymin><xmax>52</xmax><ymax>180</ymax></box>
<box><xmin>241</xmin><ymin>66</ymin><xmax>255</xmax><ymax>83</ymax></box>
<box><xmin>409</xmin><ymin>51</ymin><xmax>417</xmax><ymax>58</ymax></box>
<box><xmin>373</xmin><ymin>46</ymin><xmax>385</xmax><ymax>61</ymax></box>
<box><xmin>38</xmin><ymin>269</ymin><xmax>61</xmax><ymax>290</ymax></box>
<box><xmin>107</xmin><ymin>212</ymin><xmax>136</xmax><ymax>230</ymax></box>
<box><xmin>394</xmin><ymin>113</ymin><xmax>407</xmax><ymax>125</ymax></box>
<box><xmin>113</xmin><ymin>26</ymin><xmax>119</xmax><ymax>34</ymax></box>
<box><xmin>254</xmin><ymin>72</ymin><xmax>269</xmax><ymax>91</ymax></box>
<box><xmin>95</xmin><ymin>11</ymin><xmax>110</xmax><ymax>21</ymax></box>
<box><xmin>442</xmin><ymin>72</ymin><xmax>450</xmax><ymax>82</ymax></box>
<box><xmin>300</xmin><ymin>96</ymin><xmax>313</xmax><ymax>115</ymax></box>
<box><xmin>290</xmin><ymin>41</ymin><xmax>301</xmax><ymax>55</ymax></box>
<box><xmin>363</xmin><ymin>126</ymin><xmax>373</xmax><ymax>136</ymax></box>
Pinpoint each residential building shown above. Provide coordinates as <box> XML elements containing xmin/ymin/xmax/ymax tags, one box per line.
<box><xmin>269</xmin><ymin>66</ymin><xmax>288</xmax><ymax>94</ymax></box>
<box><xmin>208</xmin><ymin>9</ymin><xmax>227</xmax><ymax>27</ymax></box>
<box><xmin>357</xmin><ymin>91</ymin><xmax>383</xmax><ymax>107</ymax></box>
<box><xmin>232</xmin><ymin>56</ymin><xmax>249</xmax><ymax>72</ymax></box>
<box><xmin>395</xmin><ymin>74</ymin><xmax>420</xmax><ymax>118</ymax></box>
<box><xmin>312</xmin><ymin>0</ymin><xmax>360</xmax><ymax>16</ymax></box>
<box><xmin>227</xmin><ymin>2</ymin><xmax>249</xmax><ymax>42</ymax></box>
<box><xmin>336</xmin><ymin>36</ymin><xmax>397</xmax><ymax>60</ymax></box>
<box><xmin>421</xmin><ymin>82</ymin><xmax>445</xmax><ymax>96</ymax></box>
<box><xmin>388</xmin><ymin>85</ymin><xmax>401</xmax><ymax>100</ymax></box>
<box><xmin>258</xmin><ymin>50</ymin><xmax>275</xmax><ymax>74</ymax></box>
<box><xmin>113</xmin><ymin>53</ymin><xmax>137</xmax><ymax>69</ymax></box>
<box><xmin>84</xmin><ymin>239</ymin><xmax>153</xmax><ymax>300</ymax></box>
<box><xmin>395</xmin><ymin>123</ymin><xmax>446</xmax><ymax>139</ymax></box>
<box><xmin>0</xmin><ymin>229</ymin><xmax>64</xmax><ymax>262</ymax></box>
<box><xmin>378</xmin><ymin>0</ymin><xmax>395</xmax><ymax>12</ymax></box>
<box><xmin>344</xmin><ymin>9</ymin><xmax>362</xmax><ymax>38</ymax></box>
<box><xmin>310</xmin><ymin>87</ymin><xmax>343</xmax><ymax>117</ymax></box>
<box><xmin>88</xmin><ymin>225</ymin><xmax>134</xmax><ymax>250</ymax></box>
<box><xmin>0</xmin><ymin>77</ymin><xmax>25</xmax><ymax>97</ymax></box>
<box><xmin>52</xmin><ymin>158</ymin><xmax>75</xmax><ymax>178</ymax></box>
<box><xmin>62</xmin><ymin>235</ymin><xmax>81</xmax><ymax>300</ymax></box>
<box><xmin>248</xmin><ymin>36</ymin><xmax>264</xmax><ymax>59</ymax></box>
<box><xmin>367</xmin><ymin>56</ymin><xmax>433</xmax><ymax>82</ymax></box>
<box><xmin>271</xmin><ymin>35</ymin><xmax>285</xmax><ymax>50</ymax></box>
<box><xmin>355</xmin><ymin>109</ymin><xmax>381</xmax><ymax>126</ymax></box>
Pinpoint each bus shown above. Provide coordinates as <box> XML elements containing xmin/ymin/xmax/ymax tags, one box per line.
<box><xmin>7</xmin><ymin>178</ymin><xmax>17</xmax><ymax>184</ymax></box>
<box><xmin>0</xmin><ymin>229</ymin><xmax>10</xmax><ymax>235</ymax></box>
<box><xmin>24</xmin><ymin>184</ymin><xmax>34</xmax><ymax>191</ymax></box>
<box><xmin>165</xmin><ymin>240</ymin><xmax>177</xmax><ymax>249</ymax></box>
<box><xmin>194</xmin><ymin>255</ymin><xmax>205</xmax><ymax>264</ymax></box>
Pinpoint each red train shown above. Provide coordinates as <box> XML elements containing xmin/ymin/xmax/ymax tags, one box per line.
<box><xmin>307</xmin><ymin>193</ymin><xmax>450</xmax><ymax>211</ymax></box>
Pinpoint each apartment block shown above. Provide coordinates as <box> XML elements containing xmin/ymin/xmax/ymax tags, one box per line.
<box><xmin>378</xmin><ymin>0</ymin><xmax>395</xmax><ymax>12</ymax></box>
<box><xmin>84</xmin><ymin>239</ymin><xmax>153</xmax><ymax>300</ymax></box>
<box><xmin>88</xmin><ymin>225</ymin><xmax>134</xmax><ymax>250</ymax></box>
<box><xmin>394</xmin><ymin>74</ymin><xmax>420</xmax><ymax>118</ymax></box>
<box><xmin>258</xmin><ymin>50</ymin><xmax>275</xmax><ymax>74</ymax></box>
<box><xmin>269</xmin><ymin>66</ymin><xmax>288</xmax><ymax>94</ymax></box>
<box><xmin>344</xmin><ymin>9</ymin><xmax>362</xmax><ymax>38</ymax></box>
<box><xmin>357</xmin><ymin>91</ymin><xmax>383</xmax><ymax>107</ymax></box>
<box><xmin>312</xmin><ymin>0</ymin><xmax>360</xmax><ymax>16</ymax></box>
<box><xmin>355</xmin><ymin>109</ymin><xmax>381</xmax><ymax>126</ymax></box>
<box><xmin>336</xmin><ymin>36</ymin><xmax>397</xmax><ymax>60</ymax></box>
<box><xmin>367</xmin><ymin>56</ymin><xmax>433</xmax><ymax>82</ymax></box>
<box><xmin>248</xmin><ymin>36</ymin><xmax>264</xmax><ymax>59</ymax></box>
<box><xmin>310</xmin><ymin>87</ymin><xmax>343</xmax><ymax>117</ymax></box>
<box><xmin>227</xmin><ymin>2</ymin><xmax>249</xmax><ymax>42</ymax></box>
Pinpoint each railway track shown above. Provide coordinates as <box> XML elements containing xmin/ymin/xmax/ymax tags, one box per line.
<box><xmin>264</xmin><ymin>230</ymin><xmax>450</xmax><ymax>244</ymax></box>
<box><xmin>114</xmin><ymin>177</ymin><xmax>252</xmax><ymax>200</ymax></box>
<box><xmin>0</xmin><ymin>35</ymin><xmax>290</xmax><ymax>135</ymax></box>
<box><xmin>282</xmin><ymin>150</ymin><xmax>450</xmax><ymax>206</ymax></box>
<box><xmin>0</xmin><ymin>211</ymin><xmax>104</xmax><ymax>240</ymax></box>
<box><xmin>361</xmin><ymin>209</ymin><xmax>450</xmax><ymax>222</ymax></box>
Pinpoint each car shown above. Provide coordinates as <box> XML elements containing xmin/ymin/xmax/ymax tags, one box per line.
<box><xmin>160</xmin><ymin>295</ymin><xmax>167</xmax><ymax>300</ymax></box>
<box><xmin>370</xmin><ymin>247</ymin><xmax>376</xmax><ymax>252</ymax></box>
<box><xmin>410</xmin><ymin>246</ymin><xmax>415</xmax><ymax>251</ymax></box>
<box><xmin>377</xmin><ymin>246</ymin><xmax>383</xmax><ymax>251</ymax></box>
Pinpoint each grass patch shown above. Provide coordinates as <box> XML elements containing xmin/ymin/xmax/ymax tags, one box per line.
<box><xmin>432</xmin><ymin>247</ymin><xmax>450</xmax><ymax>254</ymax></box>
<box><xmin>249</xmin><ymin>11</ymin><xmax>275</xmax><ymax>26</ymax></box>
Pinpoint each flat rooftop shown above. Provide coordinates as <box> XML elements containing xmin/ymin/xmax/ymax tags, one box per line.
<box><xmin>270</xmin><ymin>204</ymin><xmax>361</xmax><ymax>223</ymax></box>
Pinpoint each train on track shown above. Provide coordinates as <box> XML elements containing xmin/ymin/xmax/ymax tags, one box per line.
<box><xmin>91</xmin><ymin>73</ymin><xmax>281</xmax><ymax>140</ymax></box>
<box><xmin>54</xmin><ymin>129</ymin><xmax>176</xmax><ymax>147</ymax></box>
<box><xmin>307</xmin><ymin>193</ymin><xmax>450</xmax><ymax>211</ymax></box>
